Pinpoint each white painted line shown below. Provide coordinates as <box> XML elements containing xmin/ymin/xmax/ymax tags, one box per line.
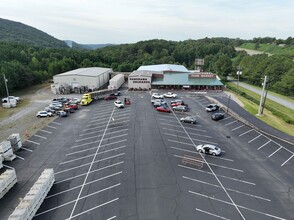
<box><xmin>3</xmin><ymin>165</ymin><xmax>14</xmax><ymax>169</ymax></box>
<box><xmin>175</xmin><ymin>155</ymin><xmax>243</xmax><ymax>172</ymax></box>
<box><xmin>165</xmin><ymin>134</ymin><xmax>218</xmax><ymax>145</ymax></box>
<box><xmin>46</xmin><ymin>125</ymin><xmax>57</xmax><ymax>129</ymax></box>
<box><xmin>71</xmin><ymin>140</ymin><xmax>101</xmax><ymax>149</ymax></box>
<box><xmin>47</xmin><ymin>171</ymin><xmax>122</xmax><ymax>198</ymax></box>
<box><xmin>52</xmin><ymin>121</ymin><xmax>61</xmax><ymax>125</ymax></box>
<box><xmin>225</xmin><ymin>120</ymin><xmax>238</xmax><ymax>126</ymax></box>
<box><xmin>34</xmin><ymin>134</ymin><xmax>47</xmax><ymax>139</ymax></box>
<box><xmin>161</xmin><ymin>122</ymin><xmax>202</xmax><ymax>128</ymax></box>
<box><xmin>178</xmin><ymin>165</ymin><xmax>255</xmax><ymax>185</ymax></box>
<box><xmin>77</xmin><ymin>129</ymin><xmax>129</xmax><ymax>140</ymax></box>
<box><xmin>168</xmin><ymin>139</ymin><xmax>194</xmax><ymax>146</ymax></box>
<box><xmin>268</xmin><ymin>146</ymin><xmax>283</xmax><ymax>158</ymax></box>
<box><xmin>106</xmin><ymin>216</ymin><xmax>116</xmax><ymax>220</ymax></box>
<box><xmin>62</xmin><ymin>146</ymin><xmax>127</xmax><ymax>164</ymax></box>
<box><xmin>83</xmin><ymin>124</ymin><xmax>107</xmax><ymax>131</ymax></box>
<box><xmin>68</xmin><ymin>140</ymin><xmax>127</xmax><ymax>155</ymax></box>
<box><xmin>79</xmin><ymin>129</ymin><xmax>105</xmax><ymax>136</ymax></box>
<box><xmin>183</xmin><ymin>176</ymin><xmax>270</xmax><ymax>202</ymax></box>
<box><xmin>239</xmin><ymin>129</ymin><xmax>254</xmax><ymax>137</ymax></box>
<box><xmin>281</xmin><ymin>154</ymin><xmax>294</xmax><ymax>166</ymax></box>
<box><xmin>157</xmin><ymin>115</ymin><xmax>174</xmax><ymax>119</ymax></box>
<box><xmin>258</xmin><ymin>140</ymin><xmax>271</xmax><ymax>150</ymax></box>
<box><xmin>248</xmin><ymin>134</ymin><xmax>262</xmax><ymax>143</ymax></box>
<box><xmin>67</xmin><ymin>198</ymin><xmax>119</xmax><ymax>220</ymax></box>
<box><xmin>113</xmin><ymin>112</ymin><xmax>130</xmax><ymax>117</ymax></box>
<box><xmin>40</xmin><ymin>129</ymin><xmax>52</xmax><ymax>134</ymax></box>
<box><xmin>35</xmin><ymin>185</ymin><xmax>120</xmax><ymax>217</ymax></box>
<box><xmin>163</xmin><ymin>128</ymin><xmax>211</xmax><ymax>138</ymax></box>
<box><xmin>221</xmin><ymin>116</ymin><xmax>232</xmax><ymax>121</ymax></box>
<box><xmin>15</xmin><ymin>155</ymin><xmax>25</xmax><ymax>160</ymax></box>
<box><xmin>55</xmin><ymin>161</ymin><xmax>124</xmax><ymax>182</ymax></box>
<box><xmin>26</xmin><ymin>140</ymin><xmax>40</xmax><ymax>145</ymax></box>
<box><xmin>21</xmin><ymin>147</ymin><xmax>33</xmax><ymax>152</ymax></box>
<box><xmin>189</xmin><ymin>191</ymin><xmax>286</xmax><ymax>220</ymax></box>
<box><xmin>76</xmin><ymin>134</ymin><xmax>102</xmax><ymax>142</ymax></box>
<box><xmin>170</xmin><ymin>146</ymin><xmax>233</xmax><ymax>162</ymax></box>
<box><xmin>89</xmin><ymin>117</ymin><xmax>129</xmax><ymax>127</ymax></box>
<box><xmin>195</xmin><ymin>208</ymin><xmax>229</xmax><ymax>220</ymax></box>
<box><xmin>55</xmin><ymin>153</ymin><xmax>125</xmax><ymax>174</ymax></box>
<box><xmin>231</xmin><ymin>125</ymin><xmax>245</xmax><ymax>131</ymax></box>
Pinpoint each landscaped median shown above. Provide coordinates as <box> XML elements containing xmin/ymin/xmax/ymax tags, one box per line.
<box><xmin>225</xmin><ymin>82</ymin><xmax>294</xmax><ymax>136</ymax></box>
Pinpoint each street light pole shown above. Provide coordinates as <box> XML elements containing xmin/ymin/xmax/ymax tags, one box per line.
<box><xmin>236</xmin><ymin>66</ymin><xmax>242</xmax><ymax>93</ymax></box>
<box><xmin>257</xmin><ymin>75</ymin><xmax>267</xmax><ymax>116</ymax></box>
<box><xmin>3</xmin><ymin>74</ymin><xmax>10</xmax><ymax>103</ymax></box>
<box><xmin>226</xmin><ymin>95</ymin><xmax>231</xmax><ymax>114</ymax></box>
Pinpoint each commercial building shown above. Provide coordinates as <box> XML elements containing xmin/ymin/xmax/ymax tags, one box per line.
<box><xmin>52</xmin><ymin>67</ymin><xmax>112</xmax><ymax>94</ymax></box>
<box><xmin>129</xmin><ymin>64</ymin><xmax>224</xmax><ymax>90</ymax></box>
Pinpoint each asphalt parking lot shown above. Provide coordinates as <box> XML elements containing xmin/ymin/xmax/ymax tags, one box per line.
<box><xmin>0</xmin><ymin>90</ymin><xmax>293</xmax><ymax>219</ymax></box>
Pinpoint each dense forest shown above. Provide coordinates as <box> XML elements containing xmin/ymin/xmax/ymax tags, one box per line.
<box><xmin>0</xmin><ymin>38</ymin><xmax>293</xmax><ymax>97</ymax></box>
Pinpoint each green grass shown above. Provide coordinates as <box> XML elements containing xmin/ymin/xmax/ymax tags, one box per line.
<box><xmin>226</xmin><ymin>82</ymin><xmax>294</xmax><ymax>136</ymax></box>
<box><xmin>239</xmin><ymin>43</ymin><xmax>294</xmax><ymax>56</ymax></box>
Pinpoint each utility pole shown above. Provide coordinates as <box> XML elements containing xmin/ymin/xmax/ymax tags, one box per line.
<box><xmin>257</xmin><ymin>75</ymin><xmax>267</xmax><ymax>116</ymax></box>
<box><xmin>236</xmin><ymin>66</ymin><xmax>242</xmax><ymax>93</ymax></box>
<box><xmin>226</xmin><ymin>95</ymin><xmax>231</xmax><ymax>114</ymax></box>
<box><xmin>3</xmin><ymin>74</ymin><xmax>10</xmax><ymax>103</ymax></box>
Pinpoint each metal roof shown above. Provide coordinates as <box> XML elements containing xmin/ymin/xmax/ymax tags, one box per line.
<box><xmin>151</xmin><ymin>72</ymin><xmax>223</xmax><ymax>86</ymax></box>
<box><xmin>137</xmin><ymin>64</ymin><xmax>189</xmax><ymax>73</ymax></box>
<box><xmin>55</xmin><ymin>67</ymin><xmax>112</xmax><ymax>77</ymax></box>
<box><xmin>129</xmin><ymin>70</ymin><xmax>160</xmax><ymax>77</ymax></box>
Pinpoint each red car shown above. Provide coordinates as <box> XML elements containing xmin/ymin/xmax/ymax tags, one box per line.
<box><xmin>65</xmin><ymin>104</ymin><xmax>78</xmax><ymax>110</ymax></box>
<box><xmin>156</xmin><ymin>106</ymin><xmax>171</xmax><ymax>113</ymax></box>
<box><xmin>104</xmin><ymin>95</ymin><xmax>117</xmax><ymax>100</ymax></box>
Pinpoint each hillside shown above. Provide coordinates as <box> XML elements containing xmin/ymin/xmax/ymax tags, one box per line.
<box><xmin>64</xmin><ymin>40</ymin><xmax>114</xmax><ymax>50</ymax></box>
<box><xmin>0</xmin><ymin>18</ymin><xmax>68</xmax><ymax>48</ymax></box>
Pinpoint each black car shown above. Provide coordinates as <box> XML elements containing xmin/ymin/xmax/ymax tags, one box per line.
<box><xmin>211</xmin><ymin>112</ymin><xmax>225</xmax><ymax>121</ymax></box>
<box><xmin>180</xmin><ymin>116</ymin><xmax>197</xmax><ymax>124</ymax></box>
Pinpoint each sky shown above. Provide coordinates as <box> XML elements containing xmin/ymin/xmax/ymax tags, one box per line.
<box><xmin>1</xmin><ymin>0</ymin><xmax>293</xmax><ymax>44</ymax></box>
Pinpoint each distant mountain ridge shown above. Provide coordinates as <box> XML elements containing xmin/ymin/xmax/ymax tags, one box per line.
<box><xmin>64</xmin><ymin>40</ymin><xmax>114</xmax><ymax>50</ymax></box>
<box><xmin>0</xmin><ymin>18</ymin><xmax>68</xmax><ymax>48</ymax></box>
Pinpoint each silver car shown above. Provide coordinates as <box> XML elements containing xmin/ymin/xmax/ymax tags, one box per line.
<box><xmin>196</xmin><ymin>144</ymin><xmax>221</xmax><ymax>156</ymax></box>
<box><xmin>180</xmin><ymin>116</ymin><xmax>197</xmax><ymax>124</ymax></box>
<box><xmin>172</xmin><ymin>105</ymin><xmax>187</xmax><ymax>112</ymax></box>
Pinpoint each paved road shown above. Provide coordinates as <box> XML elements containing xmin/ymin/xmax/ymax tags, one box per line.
<box><xmin>231</xmin><ymin>81</ymin><xmax>294</xmax><ymax>110</ymax></box>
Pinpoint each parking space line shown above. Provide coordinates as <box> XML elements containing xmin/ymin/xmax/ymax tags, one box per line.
<box><xmin>83</xmin><ymin>124</ymin><xmax>107</xmax><ymax>131</ymax></box>
<box><xmin>175</xmin><ymin>155</ymin><xmax>243</xmax><ymax>172</ymax></box>
<box><xmin>68</xmin><ymin>140</ymin><xmax>127</xmax><ymax>155</ymax></box>
<box><xmin>3</xmin><ymin>165</ymin><xmax>14</xmax><ymax>169</ymax></box>
<box><xmin>71</xmin><ymin>140</ymin><xmax>101</xmax><ymax>149</ymax></box>
<box><xmin>35</xmin><ymin>185</ymin><xmax>120</xmax><ymax>217</ymax></box>
<box><xmin>34</xmin><ymin>134</ymin><xmax>47</xmax><ymax>139</ymax></box>
<box><xmin>239</xmin><ymin>129</ymin><xmax>255</xmax><ymax>137</ymax></box>
<box><xmin>268</xmin><ymin>146</ymin><xmax>283</xmax><ymax>158</ymax></box>
<box><xmin>55</xmin><ymin>162</ymin><xmax>124</xmax><ymax>183</ymax></box>
<box><xmin>40</xmin><ymin>129</ymin><xmax>52</xmax><ymax>134</ymax></box>
<box><xmin>106</xmin><ymin>216</ymin><xmax>116</xmax><ymax>220</ymax></box>
<box><xmin>189</xmin><ymin>191</ymin><xmax>286</xmax><ymax>220</ymax></box>
<box><xmin>46</xmin><ymin>125</ymin><xmax>57</xmax><ymax>129</ymax></box>
<box><xmin>52</xmin><ymin>121</ymin><xmax>61</xmax><ymax>125</ymax></box>
<box><xmin>157</xmin><ymin>115</ymin><xmax>174</xmax><ymax>119</ymax></box>
<box><xmin>112</xmin><ymin>112</ymin><xmax>130</xmax><ymax>117</ymax></box>
<box><xmin>55</xmin><ymin>153</ymin><xmax>125</xmax><ymax>175</ymax></box>
<box><xmin>163</xmin><ymin>128</ymin><xmax>211</xmax><ymax>138</ymax></box>
<box><xmin>75</xmin><ymin>134</ymin><xmax>102</xmax><ymax>142</ymax></box>
<box><xmin>178</xmin><ymin>165</ymin><xmax>255</xmax><ymax>185</ymax></box>
<box><xmin>231</xmin><ymin>124</ymin><xmax>245</xmax><ymax>131</ymax></box>
<box><xmin>21</xmin><ymin>147</ymin><xmax>33</xmax><ymax>152</ymax></box>
<box><xmin>248</xmin><ymin>134</ymin><xmax>262</xmax><ymax>143</ymax></box>
<box><xmin>87</xmin><ymin>119</ymin><xmax>110</xmax><ymax>126</ymax></box>
<box><xmin>225</xmin><ymin>120</ymin><xmax>238</xmax><ymax>126</ymax></box>
<box><xmin>47</xmin><ymin>171</ymin><xmax>122</xmax><ymax>198</ymax></box>
<box><xmin>161</xmin><ymin>122</ymin><xmax>203</xmax><ymax>129</ymax></box>
<box><xmin>26</xmin><ymin>140</ymin><xmax>40</xmax><ymax>145</ymax></box>
<box><xmin>61</xmin><ymin>146</ymin><xmax>126</xmax><ymax>164</ymax></box>
<box><xmin>66</xmin><ymin>197</ymin><xmax>119</xmax><ymax>220</ymax></box>
<box><xmin>281</xmin><ymin>154</ymin><xmax>294</xmax><ymax>166</ymax></box>
<box><xmin>15</xmin><ymin>155</ymin><xmax>25</xmax><ymax>160</ymax></box>
<box><xmin>166</xmin><ymin>134</ymin><xmax>218</xmax><ymax>145</ymax></box>
<box><xmin>170</xmin><ymin>147</ymin><xmax>233</xmax><ymax>162</ymax></box>
<box><xmin>257</xmin><ymin>140</ymin><xmax>271</xmax><ymax>150</ymax></box>
<box><xmin>80</xmin><ymin>126</ymin><xmax>128</xmax><ymax>137</ymax></box>
<box><xmin>168</xmin><ymin>139</ymin><xmax>193</xmax><ymax>146</ymax></box>
<box><xmin>195</xmin><ymin>208</ymin><xmax>229</xmax><ymax>220</ymax></box>
<box><xmin>221</xmin><ymin>116</ymin><xmax>232</xmax><ymax>121</ymax></box>
<box><xmin>92</xmin><ymin>113</ymin><xmax>111</xmax><ymax>119</ymax></box>
<box><xmin>183</xmin><ymin>176</ymin><xmax>270</xmax><ymax>201</ymax></box>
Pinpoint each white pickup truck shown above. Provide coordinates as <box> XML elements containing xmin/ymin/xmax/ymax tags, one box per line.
<box><xmin>2</xmin><ymin>96</ymin><xmax>20</xmax><ymax>103</ymax></box>
<box><xmin>164</xmin><ymin>92</ymin><xmax>177</xmax><ymax>98</ymax></box>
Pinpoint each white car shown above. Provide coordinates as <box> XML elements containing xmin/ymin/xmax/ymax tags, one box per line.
<box><xmin>206</xmin><ymin>104</ymin><xmax>220</xmax><ymax>112</ymax></box>
<box><xmin>114</xmin><ymin>100</ymin><xmax>124</xmax><ymax>108</ymax></box>
<box><xmin>196</xmin><ymin>144</ymin><xmax>221</xmax><ymax>156</ymax></box>
<box><xmin>164</xmin><ymin>92</ymin><xmax>177</xmax><ymax>98</ymax></box>
<box><xmin>152</xmin><ymin>93</ymin><xmax>164</xmax><ymax>99</ymax></box>
<box><xmin>36</xmin><ymin>111</ymin><xmax>53</xmax><ymax>118</ymax></box>
<box><xmin>2</xmin><ymin>96</ymin><xmax>20</xmax><ymax>103</ymax></box>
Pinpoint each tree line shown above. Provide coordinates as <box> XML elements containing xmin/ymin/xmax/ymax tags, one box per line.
<box><xmin>0</xmin><ymin>38</ymin><xmax>293</xmax><ymax>97</ymax></box>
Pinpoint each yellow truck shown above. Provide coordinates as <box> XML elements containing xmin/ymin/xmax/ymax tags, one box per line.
<box><xmin>80</xmin><ymin>93</ymin><xmax>93</xmax><ymax>106</ymax></box>
<box><xmin>80</xmin><ymin>89</ymin><xmax>118</xmax><ymax>106</ymax></box>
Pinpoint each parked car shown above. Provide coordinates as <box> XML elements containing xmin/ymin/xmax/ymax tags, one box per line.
<box><xmin>65</xmin><ymin>104</ymin><xmax>78</xmax><ymax>110</ymax></box>
<box><xmin>52</xmin><ymin>97</ymin><xmax>69</xmax><ymax>103</ymax></box>
<box><xmin>114</xmin><ymin>100</ymin><xmax>124</xmax><ymax>108</ymax></box>
<box><xmin>36</xmin><ymin>111</ymin><xmax>52</xmax><ymax>118</ymax></box>
<box><xmin>114</xmin><ymin>91</ymin><xmax>121</xmax><ymax>96</ymax></box>
<box><xmin>104</xmin><ymin>94</ymin><xmax>117</xmax><ymax>100</ymax></box>
<box><xmin>152</xmin><ymin>93</ymin><xmax>164</xmax><ymax>99</ymax></box>
<box><xmin>171</xmin><ymin>99</ymin><xmax>183</xmax><ymax>104</ymax></box>
<box><xmin>57</xmin><ymin>110</ymin><xmax>67</xmax><ymax>117</ymax></box>
<box><xmin>156</xmin><ymin>106</ymin><xmax>171</xmax><ymax>113</ymax></box>
<box><xmin>172</xmin><ymin>105</ymin><xmax>188</xmax><ymax>112</ymax></box>
<box><xmin>2</xmin><ymin>96</ymin><xmax>20</xmax><ymax>103</ymax></box>
<box><xmin>164</xmin><ymin>92</ymin><xmax>177</xmax><ymax>98</ymax></box>
<box><xmin>44</xmin><ymin>107</ymin><xmax>56</xmax><ymax>114</ymax></box>
<box><xmin>69</xmin><ymin>98</ymin><xmax>81</xmax><ymax>105</ymax></box>
<box><xmin>206</xmin><ymin>104</ymin><xmax>220</xmax><ymax>112</ymax></box>
<box><xmin>171</xmin><ymin>100</ymin><xmax>187</xmax><ymax>107</ymax></box>
<box><xmin>153</xmin><ymin>100</ymin><xmax>167</xmax><ymax>107</ymax></box>
<box><xmin>51</xmin><ymin>102</ymin><xmax>63</xmax><ymax>108</ymax></box>
<box><xmin>48</xmin><ymin>104</ymin><xmax>62</xmax><ymax>110</ymax></box>
<box><xmin>196</xmin><ymin>144</ymin><xmax>221</xmax><ymax>156</ymax></box>
<box><xmin>64</xmin><ymin>107</ymin><xmax>74</xmax><ymax>113</ymax></box>
<box><xmin>211</xmin><ymin>112</ymin><xmax>224</xmax><ymax>121</ymax></box>
<box><xmin>180</xmin><ymin>116</ymin><xmax>197</xmax><ymax>124</ymax></box>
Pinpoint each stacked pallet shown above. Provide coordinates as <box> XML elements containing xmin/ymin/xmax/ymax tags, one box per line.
<box><xmin>0</xmin><ymin>141</ymin><xmax>16</xmax><ymax>161</ymax></box>
<box><xmin>8</xmin><ymin>169</ymin><xmax>55</xmax><ymax>220</ymax></box>
<box><xmin>8</xmin><ymin>134</ymin><xmax>22</xmax><ymax>152</ymax></box>
<box><xmin>0</xmin><ymin>169</ymin><xmax>17</xmax><ymax>199</ymax></box>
